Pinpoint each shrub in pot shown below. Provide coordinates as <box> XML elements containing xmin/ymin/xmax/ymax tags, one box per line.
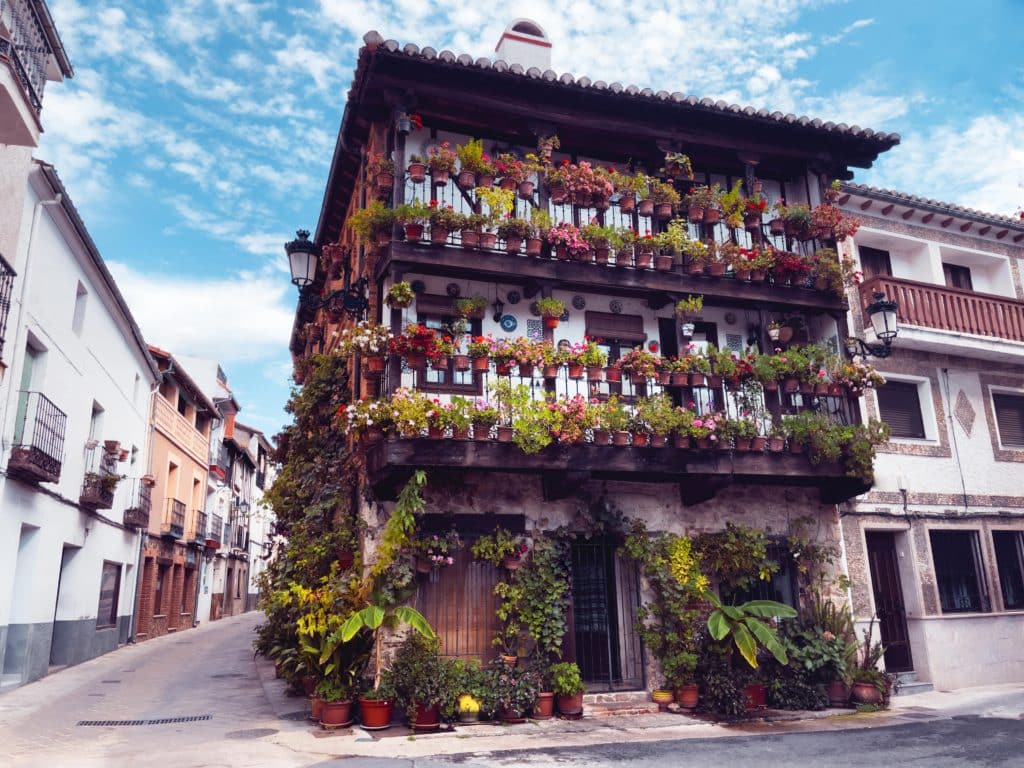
<box><xmin>551</xmin><ymin>662</ymin><xmax>585</xmax><ymax>716</ymax></box>
<box><xmin>389</xmin><ymin>634</ymin><xmax>459</xmax><ymax>730</ymax></box>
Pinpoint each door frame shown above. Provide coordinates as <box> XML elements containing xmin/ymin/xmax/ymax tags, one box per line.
<box><xmin>865</xmin><ymin>530</ymin><xmax>914</xmax><ymax>672</ymax></box>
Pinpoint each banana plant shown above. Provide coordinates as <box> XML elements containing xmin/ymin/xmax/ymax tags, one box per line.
<box><xmin>339</xmin><ymin>601</ymin><xmax>435</xmax><ymax>691</ymax></box>
<box><xmin>705</xmin><ymin>591</ymin><xmax>797</xmax><ymax>669</ymax></box>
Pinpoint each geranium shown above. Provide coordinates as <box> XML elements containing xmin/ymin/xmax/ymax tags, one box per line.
<box><xmin>426</xmin><ymin>141</ymin><xmax>457</xmax><ymax>172</ymax></box>
<box><xmin>509</xmin><ymin>337</ymin><xmax>545</xmax><ymax>366</ymax></box>
<box><xmin>547</xmin><ymin>222</ymin><xmax>589</xmax><ymax>257</ymax></box>
<box><xmin>618</xmin><ymin>347</ymin><xmax>661</xmax><ymax>380</ymax></box>
<box><xmin>390</xmin><ymin>323</ymin><xmax>443</xmax><ymax>360</ymax></box>
<box><xmin>548</xmin><ymin>395</ymin><xmax>598</xmax><ymax>443</ymax></box>
<box><xmin>337</xmin><ymin>321</ymin><xmax>391</xmax><ymax>356</ymax></box>
<box><xmin>467</xmin><ymin>334</ymin><xmax>495</xmax><ymax>358</ymax></box>
<box><xmin>411</xmin><ymin>530</ymin><xmax>462</xmax><ymax>567</ymax></box>
<box><xmin>470</xmin><ymin>399</ymin><xmax>500</xmax><ymax>426</ymax></box>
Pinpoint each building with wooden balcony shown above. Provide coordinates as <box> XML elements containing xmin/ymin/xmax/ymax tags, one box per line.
<box><xmin>838</xmin><ymin>184</ymin><xmax>1024</xmax><ymax>691</ymax></box>
<box><xmin>287</xmin><ymin>25</ymin><xmax>900</xmax><ymax>698</ymax></box>
<box><xmin>133</xmin><ymin>347</ymin><xmax>215</xmax><ymax>642</ymax></box>
<box><xmin>0</xmin><ymin>161</ymin><xmax>159</xmax><ymax>690</ymax></box>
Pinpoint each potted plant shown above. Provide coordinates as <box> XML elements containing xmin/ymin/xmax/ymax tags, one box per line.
<box><xmin>576</xmin><ymin>340</ymin><xmax>608</xmax><ymax>380</ymax></box>
<box><xmin>412</xmin><ymin>529</ymin><xmax>462</xmax><ymax>572</ymax></box>
<box><xmin>649</xmin><ymin>179</ymin><xmax>681</xmax><ymax>220</ymax></box>
<box><xmin>471</xmin><ymin>527</ymin><xmax>529</xmax><ymax>570</ymax></box>
<box><xmin>427</xmin><ymin>204</ymin><xmax>465</xmax><ymax>245</ymax></box>
<box><xmin>618</xmin><ymin>347</ymin><xmax>661</xmax><ymax>382</ymax></box>
<box><xmin>390</xmin><ymin>634</ymin><xmax>459</xmax><ymax>730</ymax></box>
<box><xmin>469</xmin><ymin>398</ymin><xmax>500</xmax><ymax>440</ymax></box>
<box><xmin>850</xmin><ymin>616</ymin><xmax>889</xmax><ymax>706</ymax></box>
<box><xmin>366</xmin><ymin>151</ymin><xmax>395</xmax><ymax>192</ymax></box>
<box><xmin>675</xmin><ymin>295</ymin><xmax>703</xmax><ymax>324</ymax></box>
<box><xmin>454</xmin><ymin>296</ymin><xmax>487</xmax><ymax>320</ymax></box>
<box><xmin>394</xmin><ymin>199</ymin><xmax>431</xmax><ymax>241</ymax></box>
<box><xmin>467</xmin><ymin>335</ymin><xmax>495</xmax><ymax>372</ymax></box>
<box><xmin>426</xmin><ymin>141</ymin><xmax>457</xmax><ymax>186</ymax></box>
<box><xmin>536</xmin><ymin>297</ymin><xmax>566</xmax><ymax>329</ymax></box>
<box><xmin>456</xmin><ymin>138</ymin><xmax>491</xmax><ymax>189</ymax></box>
<box><xmin>551</xmin><ymin>662</ymin><xmax>585</xmax><ymax>717</ymax></box>
<box><xmin>488</xmin><ymin>658</ymin><xmax>540</xmax><ymax>723</ymax></box>
<box><xmin>547</xmin><ymin>223</ymin><xmax>589</xmax><ymax>261</ymax></box>
<box><xmin>686</xmin><ymin>184</ymin><xmax>719</xmax><ymax>223</ymax></box>
<box><xmin>601</xmin><ymin>397</ymin><xmax>631</xmax><ymax>446</ymax></box>
<box><xmin>635</xmin><ymin>394</ymin><xmax>678</xmax><ymax>447</ymax></box>
<box><xmin>496</xmin><ymin>217</ymin><xmax>532</xmax><ymax>254</ymax></box>
<box><xmin>779</xmin><ymin>202</ymin><xmax>814</xmax><ymax>239</ymax></box>
<box><xmin>385</xmin><ymin>281</ymin><xmax>415</xmax><ymax>310</ymax></box>
<box><xmin>407</xmin><ymin>153</ymin><xmax>428</xmax><ymax>183</ymax></box>
<box><xmin>661</xmin><ymin>151</ymin><xmax>694</xmax><ymax>180</ymax></box>
<box><xmin>349</xmin><ymin>200</ymin><xmax>397</xmax><ymax>246</ymax></box>
<box><xmin>477</xmin><ymin>187</ymin><xmax>515</xmax><ymax>248</ymax></box>
<box><xmin>526</xmin><ymin>208</ymin><xmax>551</xmax><ymax>256</ymax></box>
<box><xmin>337</xmin><ymin>320</ymin><xmax>392</xmax><ymax>372</ymax></box>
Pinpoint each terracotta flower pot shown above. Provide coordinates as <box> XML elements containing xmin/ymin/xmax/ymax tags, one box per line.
<box><xmin>654</xmin><ymin>202</ymin><xmax>673</xmax><ymax>220</ymax></box>
<box><xmin>556</xmin><ymin>693</ymin><xmax>584</xmax><ymax>716</ymax></box>
<box><xmin>496</xmin><ymin>361</ymin><xmax>513</xmax><ymax>376</ymax></box>
<box><xmin>518</xmin><ymin>363</ymin><xmax>536</xmax><ymax>378</ymax></box>
<box><xmin>461</xmin><ymin>229</ymin><xmax>480</xmax><ymax>248</ymax></box>
<box><xmin>687</xmin><ymin>204</ymin><xmax>704</xmax><ymax>221</ymax></box>
<box><xmin>502</xmin><ymin>557</ymin><xmax>522</xmax><ymax>571</ymax></box>
<box><xmin>632</xmin><ymin>432</ymin><xmax>649</xmax><ymax>447</ymax></box>
<box><xmin>790</xmin><ymin>441</ymin><xmax>806</xmax><ymax>455</ymax></box>
<box><xmin>453</xmin><ymin>354</ymin><xmax>470</xmax><ymax>372</ymax></box>
<box><xmin>375</xmin><ymin>230</ymin><xmax>392</xmax><ymax>247</ymax></box>
<box><xmin>365</xmin><ymin>356</ymin><xmax>386</xmax><ymax>373</ymax></box>
<box><xmin>555</xmin><ymin>244</ymin><xmax>569</xmax><ymax>260</ymax></box>
<box><xmin>827</xmin><ymin>680</ymin><xmax>849</xmax><ymax>707</ymax></box>
<box><xmin>612</xmin><ymin>431</ymin><xmax>630</xmax><ymax>447</ymax></box>
<box><xmin>452</xmin><ymin>427</ymin><xmax>469</xmax><ymax>440</ymax></box>
<box><xmin>592</xmin><ymin>429</ymin><xmax>610</xmax><ymax>446</ymax></box>
<box><xmin>431</xmin><ymin>355</ymin><xmax>449</xmax><ymax>371</ymax></box>
<box><xmin>568</xmin><ymin>363</ymin><xmax>584</xmax><ymax>379</ymax></box>
<box><xmin>518</xmin><ymin>180</ymin><xmax>536</xmax><ymax>200</ymax></box>
<box><xmin>744</xmin><ymin>683</ymin><xmax>767</xmax><ymax>710</ymax></box>
<box><xmin>708</xmin><ymin>262</ymin><xmax>727</xmax><ymax>277</ymax></box>
<box><xmin>735</xmin><ymin>269</ymin><xmax>751</xmax><ymax>282</ymax></box>
<box><xmin>500</xmin><ymin>707</ymin><xmax>526</xmax><ymax>724</ymax></box>
<box><xmin>505</xmin><ymin>237</ymin><xmax>522</xmax><ymax>254</ymax></box>
<box><xmin>431</xmin><ymin>169</ymin><xmax>450</xmax><ymax>187</ymax></box>
<box><xmin>751</xmin><ymin>437</ymin><xmax>767</xmax><ymax>452</ymax></box>
<box><xmin>594</xmin><ymin>247</ymin><xmax>610</xmax><ymax>265</ymax></box>
<box><xmin>496</xmin><ymin>426</ymin><xmax>514</xmax><ymax>442</ymax></box>
<box><xmin>358</xmin><ymin>698</ymin><xmax>393</xmax><ymax>730</ymax></box>
<box><xmin>430</xmin><ymin>226</ymin><xmax>449</xmax><ymax>245</ymax></box>
<box><xmin>534</xmin><ymin>692</ymin><xmax>555</xmax><ymax>719</ymax></box>
<box><xmin>696</xmin><ymin>437</ymin><xmax>712</xmax><ymax>450</ymax></box>
<box><xmin>814</xmin><ymin>382</ymin><xmax>830</xmax><ymax>395</ymax></box>
<box><xmin>375</xmin><ymin>172</ymin><xmax>394</xmax><ymax>191</ymax></box>
<box><xmin>689</xmin><ymin>373</ymin><xmax>706</xmax><ymax>387</ymax></box>
<box><xmin>310</xmin><ymin>695</ymin><xmax>324</xmax><ymax>721</ymax></box>
<box><xmin>670</xmin><ymin>372</ymin><xmax>688</xmax><ymax>387</ymax></box>
<box><xmin>618</xmin><ymin>194</ymin><xmax>636</xmax><ymax>213</ymax></box>
<box><xmin>480</xmin><ymin>232</ymin><xmax>498</xmax><ymax>249</ymax></box>
<box><xmin>750</xmin><ymin>268</ymin><xmax>766</xmax><ymax>283</ymax></box>
<box><xmin>763</xmin><ymin>379</ymin><xmax>779</xmax><ymax>393</ymax></box>
<box><xmin>411</xmin><ymin>702</ymin><xmax>440</xmax><ymax>731</ymax></box>
<box><xmin>688</xmin><ymin>261</ymin><xmax>705</xmax><ymax>276</ymax></box>
<box><xmin>472</xmin><ymin>424</ymin><xmax>492</xmax><ymax>441</ymax></box>
<box><xmin>320</xmin><ymin>699</ymin><xmax>353</xmax><ymax>727</ymax></box>
<box><xmin>526</xmin><ymin>237</ymin><xmax>543</xmax><ymax>256</ymax></box>
<box><xmin>650</xmin><ymin>434</ymin><xmax>668</xmax><ymax>448</ymax></box>
<box><xmin>851</xmin><ymin>682</ymin><xmax>882</xmax><ymax>705</ymax></box>
<box><xmin>457</xmin><ymin>170</ymin><xmax>477</xmax><ymax>189</ymax></box>
<box><xmin>472</xmin><ymin>356</ymin><xmax>490</xmax><ymax>372</ymax></box>
<box><xmin>674</xmin><ymin>434</ymin><xmax>692</xmax><ymax>449</ymax></box>
<box><xmin>637</xmin><ymin>199</ymin><xmax>655</xmax><ymax>217</ymax></box>
<box><xmin>703</xmin><ymin>208</ymin><xmax>722</xmax><ymax>225</ymax></box>
<box><xmin>783</xmin><ymin>376</ymin><xmax>800</xmax><ymax>394</ymax></box>
<box><xmin>587</xmin><ymin>365</ymin><xmax>604</xmax><ymax>381</ymax></box>
<box><xmin>404</xmin><ymin>222</ymin><xmax>424</xmax><ymax>241</ymax></box>
<box><xmin>734</xmin><ymin>437</ymin><xmax>752</xmax><ymax>452</ymax></box>
<box><xmin>478</xmin><ymin>173</ymin><xmax>495</xmax><ymax>189</ymax></box>
<box><xmin>408</xmin><ymin>163</ymin><xmax>427</xmax><ymax>183</ymax></box>
<box><xmin>654</xmin><ymin>254</ymin><xmax>674</xmax><ymax>271</ymax></box>
<box><xmin>635</xmin><ymin>251</ymin><xmax>653</xmax><ymax>269</ymax></box>
<box><xmin>543</xmin><ymin>316</ymin><xmax>560</xmax><ymax>329</ymax></box>
<box><xmin>657</xmin><ymin>370</ymin><xmax>671</xmax><ymax>386</ymax></box>
<box><xmin>605</xmin><ymin>366</ymin><xmax>622</xmax><ymax>383</ymax></box>
<box><xmin>675</xmin><ymin>684</ymin><xmax>699</xmax><ymax>709</ymax></box>
<box><xmin>768</xmin><ymin>437</ymin><xmax>785</xmax><ymax>452</ymax></box>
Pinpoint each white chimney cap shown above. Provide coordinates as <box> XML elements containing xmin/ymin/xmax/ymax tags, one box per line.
<box><xmin>495</xmin><ymin>18</ymin><xmax>551</xmax><ymax>71</ymax></box>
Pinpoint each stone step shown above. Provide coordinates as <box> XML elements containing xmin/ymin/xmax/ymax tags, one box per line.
<box><xmin>895</xmin><ymin>671</ymin><xmax>918</xmax><ymax>684</ymax></box>
<box><xmin>583</xmin><ymin>692</ymin><xmax>658</xmax><ymax>717</ymax></box>
<box><xmin>894</xmin><ymin>680</ymin><xmax>933</xmax><ymax>697</ymax></box>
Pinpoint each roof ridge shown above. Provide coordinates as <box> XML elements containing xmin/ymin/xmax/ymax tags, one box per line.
<box><xmin>841</xmin><ymin>182</ymin><xmax>1024</xmax><ymax>230</ymax></box>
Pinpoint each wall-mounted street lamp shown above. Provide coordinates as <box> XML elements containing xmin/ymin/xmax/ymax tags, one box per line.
<box><xmin>285</xmin><ymin>229</ymin><xmax>369</xmax><ymax>321</ymax></box>
<box><xmin>846</xmin><ymin>291</ymin><xmax>899</xmax><ymax>358</ymax></box>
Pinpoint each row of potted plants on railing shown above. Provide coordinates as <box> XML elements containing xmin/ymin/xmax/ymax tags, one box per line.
<box><xmin>349</xmin><ymin>199</ymin><xmax>859</xmax><ymax>295</ymax></box>
<box><xmin>338</xmin><ymin>319</ymin><xmax>886</xmax><ymax>395</ymax></box>
<box><xmin>366</xmin><ymin>138</ymin><xmax>861</xmax><ymax>241</ymax></box>
<box><xmin>337</xmin><ymin>387</ymin><xmax>890</xmax><ymax>482</ymax></box>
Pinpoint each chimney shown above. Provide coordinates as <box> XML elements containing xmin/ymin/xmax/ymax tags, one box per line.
<box><xmin>495</xmin><ymin>19</ymin><xmax>551</xmax><ymax>71</ymax></box>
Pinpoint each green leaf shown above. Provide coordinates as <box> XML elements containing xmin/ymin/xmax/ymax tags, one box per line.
<box><xmin>721</xmin><ymin>604</ymin><xmax>743</xmax><ymax>620</ymax></box>
<box><xmin>746</xmin><ymin>618</ymin><xmax>789</xmax><ymax>665</ymax></box>
<box><xmin>340</xmin><ymin>612</ymin><xmax>365</xmax><ymax>642</ymax></box>
<box><xmin>741</xmin><ymin>600</ymin><xmax>797</xmax><ymax>619</ymax></box>
<box><xmin>394</xmin><ymin>605</ymin><xmax>435</xmax><ymax>639</ymax></box>
<box><xmin>733</xmin><ymin>622</ymin><xmax>758</xmax><ymax>668</ymax></box>
<box><xmin>359</xmin><ymin>605</ymin><xmax>385</xmax><ymax>630</ymax></box>
<box><xmin>707</xmin><ymin>610</ymin><xmax>729</xmax><ymax>641</ymax></box>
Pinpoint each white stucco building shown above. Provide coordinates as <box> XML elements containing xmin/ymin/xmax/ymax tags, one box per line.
<box><xmin>840</xmin><ymin>184</ymin><xmax>1024</xmax><ymax>690</ymax></box>
<box><xmin>0</xmin><ymin>163</ymin><xmax>159</xmax><ymax>689</ymax></box>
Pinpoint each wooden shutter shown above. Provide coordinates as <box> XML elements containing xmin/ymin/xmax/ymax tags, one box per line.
<box><xmin>876</xmin><ymin>381</ymin><xmax>925</xmax><ymax>439</ymax></box>
<box><xmin>943</xmin><ymin>263</ymin><xmax>973</xmax><ymax>291</ymax></box>
<box><xmin>416</xmin><ymin>552</ymin><xmax>499</xmax><ymax>663</ymax></box>
<box><xmin>859</xmin><ymin>246</ymin><xmax>892</xmax><ymax>278</ymax></box>
<box><xmin>993</xmin><ymin>393</ymin><xmax>1024</xmax><ymax>447</ymax></box>
<box><xmin>585</xmin><ymin>312</ymin><xmax>645</xmax><ymax>344</ymax></box>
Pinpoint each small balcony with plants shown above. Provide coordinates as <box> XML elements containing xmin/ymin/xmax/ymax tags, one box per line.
<box><xmin>162</xmin><ymin>498</ymin><xmax>186</xmax><ymax>540</ymax></box>
<box><xmin>338</xmin><ymin>322</ymin><xmax>890</xmax><ymax>504</ymax></box>
<box><xmin>123</xmin><ymin>478</ymin><xmax>153</xmax><ymax>529</ymax></box>
<box><xmin>206</xmin><ymin>512</ymin><xmax>223</xmax><ymax>549</ymax></box>
<box><xmin>7</xmin><ymin>391</ymin><xmax>67</xmax><ymax>484</ymax></box>
<box><xmin>79</xmin><ymin>444</ymin><xmax>125</xmax><ymax>510</ymax></box>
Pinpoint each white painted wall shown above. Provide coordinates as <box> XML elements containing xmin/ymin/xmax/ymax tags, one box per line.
<box><xmin>0</xmin><ymin>167</ymin><xmax>157</xmax><ymax>639</ymax></box>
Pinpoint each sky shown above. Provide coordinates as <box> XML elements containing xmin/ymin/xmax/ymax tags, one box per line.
<box><xmin>38</xmin><ymin>0</ymin><xmax>1024</xmax><ymax>437</ymax></box>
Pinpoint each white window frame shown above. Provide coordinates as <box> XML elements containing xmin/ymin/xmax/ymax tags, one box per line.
<box><xmin>877</xmin><ymin>373</ymin><xmax>939</xmax><ymax>444</ymax></box>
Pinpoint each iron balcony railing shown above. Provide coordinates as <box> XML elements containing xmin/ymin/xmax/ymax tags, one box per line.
<box><xmin>162</xmin><ymin>498</ymin><xmax>186</xmax><ymax>539</ymax></box>
<box><xmin>79</xmin><ymin>471</ymin><xmax>115</xmax><ymax>510</ymax></box>
<box><xmin>8</xmin><ymin>391</ymin><xmax>66</xmax><ymax>483</ymax></box>
<box><xmin>229</xmin><ymin>519</ymin><xmax>247</xmax><ymax>550</ymax></box>
<box><xmin>190</xmin><ymin>510</ymin><xmax>207</xmax><ymax>544</ymax></box>
<box><xmin>0</xmin><ymin>0</ymin><xmax>52</xmax><ymax>113</ymax></box>
<box><xmin>0</xmin><ymin>253</ymin><xmax>15</xmax><ymax>363</ymax></box>
<box><xmin>207</xmin><ymin>512</ymin><xmax>223</xmax><ymax>544</ymax></box>
<box><xmin>123</xmin><ymin>480</ymin><xmax>152</xmax><ymax>529</ymax></box>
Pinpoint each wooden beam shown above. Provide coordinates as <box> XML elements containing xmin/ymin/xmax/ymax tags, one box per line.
<box><xmin>859</xmin><ymin>200</ymin><xmax>873</xmax><ymax>211</ymax></box>
<box><xmin>901</xmin><ymin>209</ymin><xmax>914</xmax><ymax>220</ymax></box>
<box><xmin>978</xmin><ymin>225</ymin><xmax>991</xmax><ymax>236</ymax></box>
<box><xmin>378</xmin><ymin>241</ymin><xmax>848</xmax><ymax>313</ymax></box>
<box><xmin>996</xmin><ymin>230</ymin><xmax>1008</xmax><ymax>240</ymax></box>
<box><xmin>960</xmin><ymin>222</ymin><xmax>972</xmax><ymax>233</ymax></box>
<box><xmin>880</xmin><ymin>204</ymin><xmax>894</xmax><ymax>215</ymax></box>
<box><xmin>941</xmin><ymin>217</ymin><xmax>953</xmax><ymax>228</ymax></box>
<box><xmin>921</xmin><ymin>213</ymin><xmax>934</xmax><ymax>224</ymax></box>
<box><xmin>836</xmin><ymin>194</ymin><xmax>851</xmax><ymax>205</ymax></box>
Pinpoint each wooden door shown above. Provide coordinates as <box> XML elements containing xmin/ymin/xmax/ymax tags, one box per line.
<box><xmin>865</xmin><ymin>532</ymin><xmax>913</xmax><ymax>672</ymax></box>
<box><xmin>416</xmin><ymin>553</ymin><xmax>499</xmax><ymax>663</ymax></box>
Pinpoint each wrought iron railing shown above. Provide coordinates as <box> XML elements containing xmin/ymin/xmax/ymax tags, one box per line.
<box><xmin>123</xmin><ymin>481</ymin><xmax>152</xmax><ymax>528</ymax></box>
<box><xmin>162</xmin><ymin>498</ymin><xmax>185</xmax><ymax>539</ymax></box>
<box><xmin>8</xmin><ymin>391</ymin><xmax>66</xmax><ymax>483</ymax></box>
<box><xmin>208</xmin><ymin>512</ymin><xmax>223</xmax><ymax>544</ymax></box>
<box><xmin>0</xmin><ymin>253</ymin><xmax>15</xmax><ymax>363</ymax></box>
<box><xmin>0</xmin><ymin>0</ymin><xmax>51</xmax><ymax>112</ymax></box>
<box><xmin>79</xmin><ymin>471</ymin><xmax>115</xmax><ymax>510</ymax></box>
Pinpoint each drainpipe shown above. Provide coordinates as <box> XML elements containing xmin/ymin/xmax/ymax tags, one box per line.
<box><xmin>0</xmin><ymin>190</ymin><xmax>62</xmax><ymax>452</ymax></box>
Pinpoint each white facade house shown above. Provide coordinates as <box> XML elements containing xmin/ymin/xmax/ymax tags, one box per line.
<box><xmin>235</xmin><ymin>424</ymin><xmax>276</xmax><ymax>611</ymax></box>
<box><xmin>0</xmin><ymin>162</ymin><xmax>159</xmax><ymax>689</ymax></box>
<box><xmin>840</xmin><ymin>183</ymin><xmax>1024</xmax><ymax>691</ymax></box>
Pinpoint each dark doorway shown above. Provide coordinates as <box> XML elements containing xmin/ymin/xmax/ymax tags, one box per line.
<box><xmin>865</xmin><ymin>531</ymin><xmax>914</xmax><ymax>672</ymax></box>
<box><xmin>569</xmin><ymin>539</ymin><xmax>644</xmax><ymax>691</ymax></box>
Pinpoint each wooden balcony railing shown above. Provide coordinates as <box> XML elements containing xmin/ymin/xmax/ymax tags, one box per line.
<box><xmin>162</xmin><ymin>498</ymin><xmax>186</xmax><ymax>540</ymax></box>
<box><xmin>189</xmin><ymin>510</ymin><xmax>207</xmax><ymax>544</ymax></box>
<box><xmin>862</xmin><ymin>276</ymin><xmax>1024</xmax><ymax>343</ymax></box>
<box><xmin>7</xmin><ymin>391</ymin><xmax>66</xmax><ymax>484</ymax></box>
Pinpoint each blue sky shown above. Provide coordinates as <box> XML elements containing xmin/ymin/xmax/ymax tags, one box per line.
<box><xmin>39</xmin><ymin>0</ymin><xmax>1024</xmax><ymax>437</ymax></box>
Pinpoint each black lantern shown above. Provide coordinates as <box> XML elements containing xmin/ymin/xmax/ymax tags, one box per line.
<box><xmin>285</xmin><ymin>230</ymin><xmax>317</xmax><ymax>288</ymax></box>
<box><xmin>846</xmin><ymin>291</ymin><xmax>899</xmax><ymax>358</ymax></box>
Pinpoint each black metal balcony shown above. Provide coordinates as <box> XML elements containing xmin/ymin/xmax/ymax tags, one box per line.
<box><xmin>206</xmin><ymin>512</ymin><xmax>223</xmax><ymax>548</ymax></box>
<box><xmin>79</xmin><ymin>471</ymin><xmax>115</xmax><ymax>510</ymax></box>
<box><xmin>162</xmin><ymin>498</ymin><xmax>185</xmax><ymax>540</ymax></box>
<box><xmin>7</xmin><ymin>391</ymin><xmax>66</xmax><ymax>484</ymax></box>
<box><xmin>123</xmin><ymin>481</ymin><xmax>152</xmax><ymax>529</ymax></box>
<box><xmin>190</xmin><ymin>510</ymin><xmax>207</xmax><ymax>545</ymax></box>
<box><xmin>0</xmin><ymin>254</ymin><xmax>15</xmax><ymax>363</ymax></box>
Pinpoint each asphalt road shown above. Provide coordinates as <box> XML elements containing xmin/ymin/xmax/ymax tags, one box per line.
<box><xmin>310</xmin><ymin>716</ymin><xmax>1024</xmax><ymax>767</ymax></box>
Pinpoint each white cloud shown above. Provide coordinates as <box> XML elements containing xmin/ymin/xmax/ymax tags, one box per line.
<box><xmin>823</xmin><ymin>18</ymin><xmax>875</xmax><ymax>46</ymax></box>
<box><xmin>107</xmin><ymin>261</ymin><xmax>295</xmax><ymax>363</ymax></box>
<box><xmin>861</xmin><ymin>113</ymin><xmax>1024</xmax><ymax>217</ymax></box>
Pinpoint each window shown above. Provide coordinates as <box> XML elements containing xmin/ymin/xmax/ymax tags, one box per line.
<box><xmin>722</xmin><ymin>543</ymin><xmax>797</xmax><ymax>608</ymax></box>
<box><xmin>877</xmin><ymin>380</ymin><xmax>926</xmax><ymax>439</ymax></box>
<box><xmin>859</xmin><ymin>246</ymin><xmax>892</xmax><ymax>279</ymax></box>
<box><xmin>993</xmin><ymin>531</ymin><xmax>1024</xmax><ymax>610</ymax></box>
<box><xmin>930</xmin><ymin>530</ymin><xmax>988</xmax><ymax>613</ymax></box>
<box><xmin>96</xmin><ymin>561</ymin><xmax>121</xmax><ymax>628</ymax></box>
<box><xmin>943</xmin><ymin>263</ymin><xmax>973</xmax><ymax>291</ymax></box>
<box><xmin>177</xmin><ymin>393</ymin><xmax>188</xmax><ymax>416</ymax></box>
<box><xmin>88</xmin><ymin>401</ymin><xmax>104</xmax><ymax>441</ymax></box>
<box><xmin>993</xmin><ymin>392</ymin><xmax>1024</xmax><ymax>448</ymax></box>
<box><xmin>416</xmin><ymin>295</ymin><xmax>481</xmax><ymax>394</ymax></box>
<box><xmin>72</xmin><ymin>281</ymin><xmax>88</xmax><ymax>336</ymax></box>
<box><xmin>154</xmin><ymin>564</ymin><xmax>169</xmax><ymax>615</ymax></box>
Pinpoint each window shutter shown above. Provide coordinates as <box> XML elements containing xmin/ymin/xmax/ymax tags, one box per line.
<box><xmin>859</xmin><ymin>246</ymin><xmax>892</xmax><ymax>278</ymax></box>
<box><xmin>876</xmin><ymin>381</ymin><xmax>925</xmax><ymax>439</ymax></box>
<box><xmin>585</xmin><ymin>312</ymin><xmax>645</xmax><ymax>343</ymax></box>
<box><xmin>993</xmin><ymin>393</ymin><xmax>1024</xmax><ymax>447</ymax></box>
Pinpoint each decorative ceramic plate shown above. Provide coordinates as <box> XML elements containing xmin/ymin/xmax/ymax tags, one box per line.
<box><xmin>500</xmin><ymin>315</ymin><xmax>518</xmax><ymax>332</ymax></box>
